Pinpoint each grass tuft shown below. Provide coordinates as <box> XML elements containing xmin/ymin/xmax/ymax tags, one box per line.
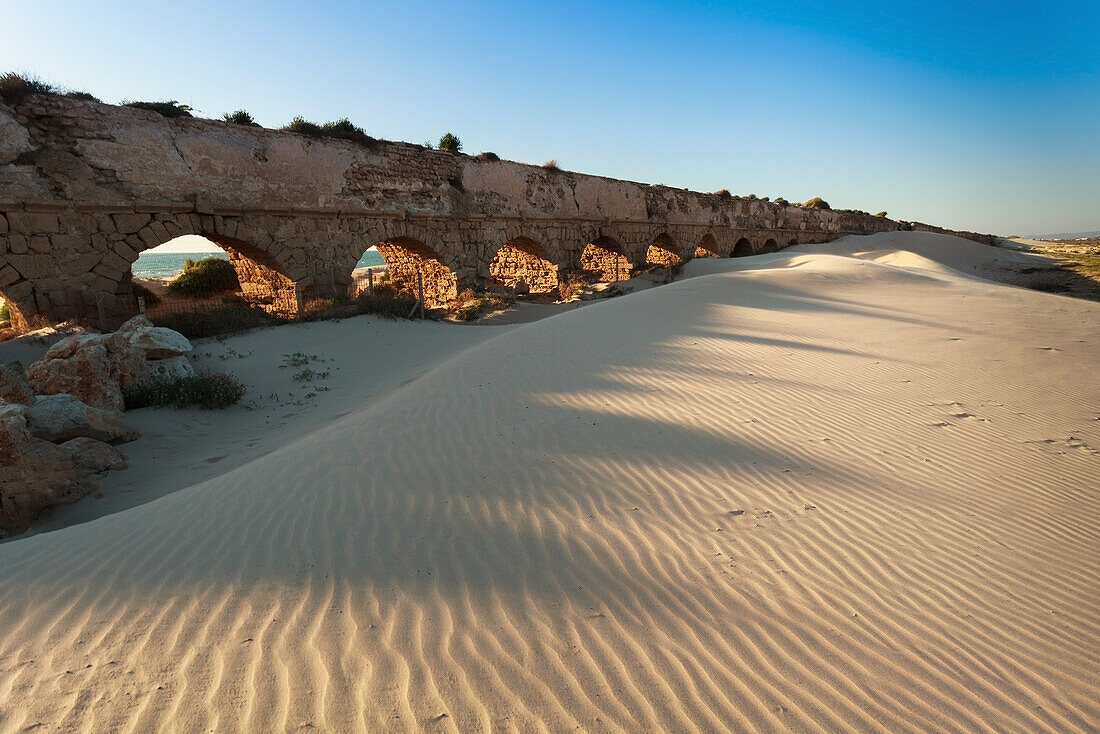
<box><xmin>124</xmin><ymin>372</ymin><xmax>246</xmax><ymax>410</ymax></box>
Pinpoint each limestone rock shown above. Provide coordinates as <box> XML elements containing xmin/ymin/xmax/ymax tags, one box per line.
<box><xmin>25</xmin><ymin>332</ymin><xmax>148</xmax><ymax>412</ymax></box>
<box><xmin>26</xmin><ymin>394</ymin><xmax>135</xmax><ymax>444</ymax></box>
<box><xmin>0</xmin><ymin>402</ymin><xmax>30</xmax><ymax>465</ymax></box>
<box><xmin>0</xmin><ymin>361</ymin><xmax>35</xmax><ymax>405</ymax></box>
<box><xmin>127</xmin><ymin>326</ymin><xmax>193</xmax><ymax>360</ymax></box>
<box><xmin>117</xmin><ymin>314</ymin><xmax>154</xmax><ymax>334</ymax></box>
<box><xmin>0</xmin><ymin>434</ymin><xmax>125</xmax><ymax>537</ymax></box>
<box><xmin>145</xmin><ymin>355</ymin><xmax>196</xmax><ymax>382</ymax></box>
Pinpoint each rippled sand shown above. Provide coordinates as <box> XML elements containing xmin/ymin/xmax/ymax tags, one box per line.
<box><xmin>1</xmin><ymin>232</ymin><xmax>1096</xmax><ymax>732</ymax></box>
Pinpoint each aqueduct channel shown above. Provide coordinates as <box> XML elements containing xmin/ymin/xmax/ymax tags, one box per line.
<box><xmin>0</xmin><ymin>95</ymin><xmax>979</xmax><ymax>328</ymax></box>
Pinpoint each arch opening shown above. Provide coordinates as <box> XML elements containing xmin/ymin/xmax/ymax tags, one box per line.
<box><xmin>131</xmin><ymin>233</ymin><xmax>299</xmax><ymax>316</ymax></box>
<box><xmin>581</xmin><ymin>236</ymin><xmax>632</xmax><ymax>282</ymax></box>
<box><xmin>372</xmin><ymin>237</ymin><xmax>457</xmax><ymax>307</ymax></box>
<box><xmin>646</xmin><ymin>234</ymin><xmax>681</xmax><ymax>267</ymax></box>
<box><xmin>488</xmin><ymin>238</ymin><xmax>558</xmax><ymax>293</ymax></box>
<box><xmin>787</xmin><ymin>238</ymin><xmax>799</xmax><ymax>247</ymax></box>
<box><xmin>760</xmin><ymin>238</ymin><xmax>779</xmax><ymax>254</ymax></box>
<box><xmin>0</xmin><ymin>290</ymin><xmax>28</xmax><ymax>333</ymax></box>
<box><xmin>732</xmin><ymin>238</ymin><xmax>753</xmax><ymax>257</ymax></box>
<box><xmin>694</xmin><ymin>233</ymin><xmax>720</xmax><ymax>259</ymax></box>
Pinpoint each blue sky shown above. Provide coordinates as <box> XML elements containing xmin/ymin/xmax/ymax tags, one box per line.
<box><xmin>3</xmin><ymin>1</ymin><xmax>1097</xmax><ymax>235</ymax></box>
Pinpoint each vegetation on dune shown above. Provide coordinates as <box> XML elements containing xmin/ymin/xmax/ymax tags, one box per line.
<box><xmin>129</xmin><ymin>279</ymin><xmax>160</xmax><ymax>305</ymax></box>
<box><xmin>150</xmin><ymin>300</ymin><xmax>286</xmax><ymax>339</ymax></box>
<box><xmin>168</xmin><ymin>257</ymin><xmax>240</xmax><ymax>297</ymax></box>
<box><xmin>542</xmin><ymin>159</ymin><xmax>561</xmax><ymax>171</ymax></box>
<box><xmin>438</xmin><ymin>132</ymin><xmax>462</xmax><ymax>153</ymax></box>
<box><xmin>123</xmin><ymin>372</ymin><xmax>246</xmax><ymax>410</ymax></box>
<box><xmin>449</xmin><ymin>288</ymin><xmax>515</xmax><ymax>321</ymax></box>
<box><xmin>803</xmin><ymin>196</ymin><xmax>831</xmax><ymax>210</ymax></box>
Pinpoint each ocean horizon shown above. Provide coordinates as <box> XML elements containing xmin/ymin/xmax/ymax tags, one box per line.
<box><xmin>132</xmin><ymin>250</ymin><xmax>385</xmax><ymax>279</ymax></box>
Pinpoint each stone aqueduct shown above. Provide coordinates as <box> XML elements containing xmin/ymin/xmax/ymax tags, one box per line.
<box><xmin>1</xmin><ymin>94</ymin><xmax>922</xmax><ymax>328</ymax></box>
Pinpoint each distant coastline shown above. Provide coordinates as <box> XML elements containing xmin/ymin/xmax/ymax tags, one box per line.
<box><xmin>132</xmin><ymin>250</ymin><xmax>385</xmax><ymax>279</ymax></box>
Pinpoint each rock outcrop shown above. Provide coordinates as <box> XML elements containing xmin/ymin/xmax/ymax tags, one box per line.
<box><xmin>0</xmin><ymin>361</ymin><xmax>34</xmax><ymax>405</ymax></box>
<box><xmin>1</xmin><ymin>318</ymin><xmax>194</xmax><ymax>536</ymax></box>
<box><xmin>26</xmin><ymin>393</ymin><xmax>134</xmax><ymax>444</ymax></box>
<box><xmin>25</xmin><ymin>332</ymin><xmax>147</xmax><ymax>412</ymax></box>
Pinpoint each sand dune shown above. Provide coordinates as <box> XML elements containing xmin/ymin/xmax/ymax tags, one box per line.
<box><xmin>1</xmin><ymin>232</ymin><xmax>1097</xmax><ymax>731</ymax></box>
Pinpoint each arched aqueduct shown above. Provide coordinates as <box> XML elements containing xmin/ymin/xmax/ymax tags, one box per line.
<box><xmin>1</xmin><ymin>93</ymin><xmax>938</xmax><ymax>328</ymax></box>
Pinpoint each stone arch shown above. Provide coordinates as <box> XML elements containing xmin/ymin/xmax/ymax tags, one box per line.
<box><xmin>787</xmin><ymin>238</ymin><xmax>799</xmax><ymax>247</ymax></box>
<box><xmin>581</xmin><ymin>236</ymin><xmax>632</xmax><ymax>282</ymax></box>
<box><xmin>646</xmin><ymin>233</ymin><xmax>681</xmax><ymax>267</ymax></box>
<box><xmin>760</xmin><ymin>238</ymin><xmax>780</xmax><ymax>254</ymax></box>
<box><xmin>487</xmin><ymin>237</ymin><xmax>558</xmax><ymax>293</ymax></box>
<box><xmin>124</xmin><ymin>215</ymin><xmax>301</xmax><ymax>316</ymax></box>
<box><xmin>694</xmin><ymin>233</ymin><xmax>721</xmax><ymax>258</ymax></box>
<box><xmin>732</xmin><ymin>237</ymin><xmax>754</xmax><ymax>257</ymax></box>
<box><xmin>0</xmin><ymin>288</ymin><xmax>30</xmax><ymax>331</ymax></box>
<box><xmin>372</xmin><ymin>237</ymin><xmax>458</xmax><ymax>307</ymax></box>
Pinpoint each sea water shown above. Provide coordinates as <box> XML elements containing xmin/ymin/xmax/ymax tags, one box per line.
<box><xmin>131</xmin><ymin>250</ymin><xmax>385</xmax><ymax>279</ymax></box>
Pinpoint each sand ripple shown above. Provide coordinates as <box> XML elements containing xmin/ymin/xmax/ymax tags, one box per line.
<box><xmin>1</xmin><ymin>234</ymin><xmax>1097</xmax><ymax>731</ymax></box>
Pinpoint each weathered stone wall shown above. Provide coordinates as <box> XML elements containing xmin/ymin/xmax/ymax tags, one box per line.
<box><xmin>488</xmin><ymin>239</ymin><xmax>558</xmax><ymax>293</ymax></box>
<box><xmin>0</xmin><ymin>94</ymin><xmax>919</xmax><ymax>326</ymax></box>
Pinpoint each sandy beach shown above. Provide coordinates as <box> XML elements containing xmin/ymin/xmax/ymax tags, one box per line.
<box><xmin>0</xmin><ymin>231</ymin><xmax>1097</xmax><ymax>731</ymax></box>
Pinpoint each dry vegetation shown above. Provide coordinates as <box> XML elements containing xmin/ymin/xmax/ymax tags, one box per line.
<box><xmin>1006</xmin><ymin>238</ymin><xmax>1100</xmax><ymax>302</ymax></box>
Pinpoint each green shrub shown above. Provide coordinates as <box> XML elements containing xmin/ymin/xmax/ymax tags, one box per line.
<box><xmin>130</xmin><ymin>279</ymin><xmax>160</xmax><ymax>305</ymax></box>
<box><xmin>65</xmin><ymin>90</ymin><xmax>99</xmax><ymax>102</ymax></box>
<box><xmin>476</xmin><ymin>151</ymin><xmax>499</xmax><ymax>161</ymax></box>
<box><xmin>223</xmin><ymin>109</ymin><xmax>259</xmax><ymax>126</ymax></box>
<box><xmin>438</xmin><ymin>132</ymin><xmax>462</xmax><ymax>153</ymax></box>
<box><xmin>558</xmin><ymin>271</ymin><xmax>598</xmax><ymax>301</ymax></box>
<box><xmin>284</xmin><ymin>116</ymin><xmax>323</xmax><ymax>136</ymax></box>
<box><xmin>321</xmin><ymin>117</ymin><xmax>374</xmax><ymax>144</ymax></box>
<box><xmin>283</xmin><ymin>116</ymin><xmax>374</xmax><ymax>145</ymax></box>
<box><xmin>123</xmin><ymin>100</ymin><xmax>193</xmax><ymax>118</ymax></box>
<box><xmin>0</xmin><ymin>301</ymin><xmax>9</xmax><ymax>322</ymax></box>
<box><xmin>167</xmin><ymin>257</ymin><xmax>239</xmax><ymax>297</ymax></box>
<box><xmin>449</xmin><ymin>288</ymin><xmax>514</xmax><ymax>321</ymax></box>
<box><xmin>124</xmin><ymin>372</ymin><xmax>246</xmax><ymax>410</ymax></box>
<box><xmin>803</xmin><ymin>196</ymin><xmax>831</xmax><ymax>210</ymax></box>
<box><xmin>713</xmin><ymin>189</ymin><xmax>731</xmax><ymax>197</ymax></box>
<box><xmin>774</xmin><ymin>197</ymin><xmax>789</xmax><ymax>206</ymax></box>
<box><xmin>0</xmin><ymin>72</ymin><xmax>56</xmax><ymax>103</ymax></box>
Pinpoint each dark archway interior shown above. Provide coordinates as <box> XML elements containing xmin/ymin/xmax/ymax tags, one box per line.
<box><xmin>760</xmin><ymin>238</ymin><xmax>779</xmax><ymax>254</ymax></box>
<box><xmin>581</xmin><ymin>237</ymin><xmax>632</xmax><ymax>282</ymax></box>
<box><xmin>646</xmin><ymin>234</ymin><xmax>681</xmax><ymax>267</ymax></box>
<box><xmin>373</xmin><ymin>237</ymin><xmax>458</xmax><ymax>307</ymax></box>
<box><xmin>694</xmin><ymin>234</ymin><xmax>720</xmax><ymax>258</ymax></box>
<box><xmin>488</xmin><ymin>238</ymin><xmax>558</xmax><ymax>293</ymax></box>
<box><xmin>732</xmin><ymin>238</ymin><xmax>753</xmax><ymax>257</ymax></box>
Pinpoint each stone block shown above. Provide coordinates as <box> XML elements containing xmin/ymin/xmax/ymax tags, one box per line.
<box><xmin>147</xmin><ymin>220</ymin><xmax>171</xmax><ymax>245</ymax></box>
<box><xmin>137</xmin><ymin>225</ymin><xmax>160</xmax><ymax>248</ymax></box>
<box><xmin>0</xmin><ymin>264</ymin><xmax>21</xmax><ymax>287</ymax></box>
<box><xmin>48</xmin><ymin>234</ymin><xmax>85</xmax><ymax>252</ymax></box>
<box><xmin>7</xmin><ymin>212</ymin><xmax>59</xmax><ymax>235</ymax></box>
<box><xmin>112</xmin><ymin>212</ymin><xmax>150</xmax><ymax>234</ymax></box>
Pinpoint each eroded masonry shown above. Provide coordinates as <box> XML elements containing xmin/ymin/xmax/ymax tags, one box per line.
<box><xmin>0</xmin><ymin>95</ymin><xmax>985</xmax><ymax>328</ymax></box>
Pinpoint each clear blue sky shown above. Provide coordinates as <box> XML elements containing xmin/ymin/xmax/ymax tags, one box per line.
<box><xmin>3</xmin><ymin>1</ymin><xmax>1097</xmax><ymax>235</ymax></box>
